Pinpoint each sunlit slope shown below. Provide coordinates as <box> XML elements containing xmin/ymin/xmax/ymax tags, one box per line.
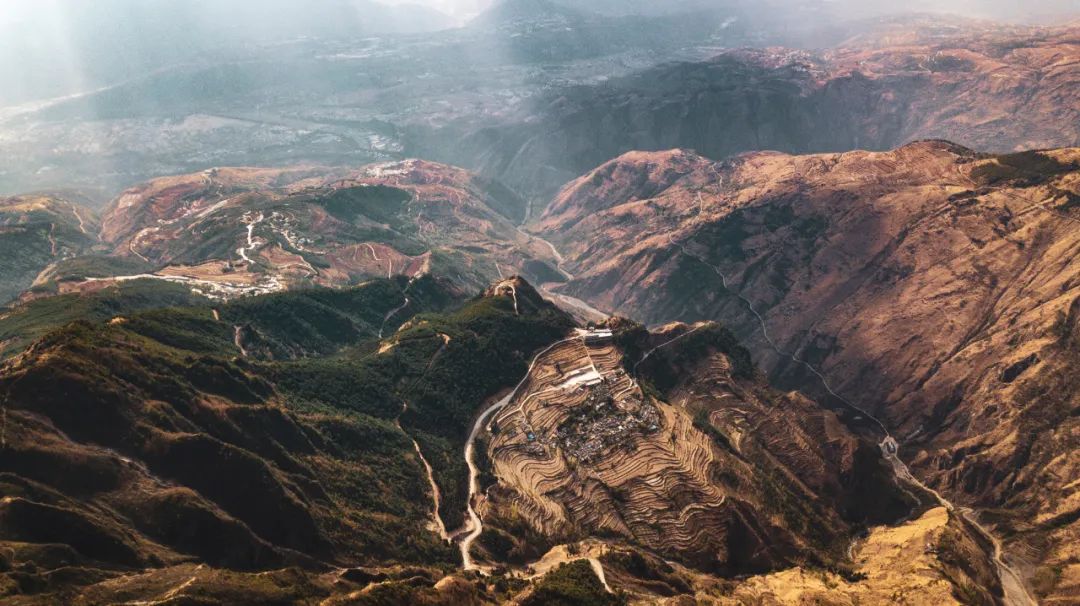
<box><xmin>536</xmin><ymin>141</ymin><xmax>1080</xmax><ymax>602</ymax></box>
<box><xmin>471</xmin><ymin>318</ymin><xmax>910</xmax><ymax>574</ymax></box>
<box><xmin>19</xmin><ymin>160</ymin><xmax>565</xmax><ymax>304</ymax></box>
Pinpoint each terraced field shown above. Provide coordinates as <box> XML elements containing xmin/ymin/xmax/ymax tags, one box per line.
<box><xmin>485</xmin><ymin>333</ymin><xmax>695</xmax><ymax>538</ymax></box>
<box><xmin>473</xmin><ymin>322</ymin><xmax>909</xmax><ymax>574</ymax></box>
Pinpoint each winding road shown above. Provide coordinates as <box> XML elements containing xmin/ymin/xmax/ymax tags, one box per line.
<box><xmin>238</xmin><ymin>212</ymin><xmax>265</xmax><ymax>265</ymax></box>
<box><xmin>880</xmin><ymin>437</ymin><xmax>1035</xmax><ymax>606</ymax></box>
<box><xmin>459</xmin><ymin>336</ymin><xmax>582</xmax><ymax>571</ymax></box>
<box><xmin>379</xmin><ymin>296</ymin><xmax>410</xmax><ymax>339</ymax></box>
<box><xmin>365</xmin><ymin>243</ymin><xmax>392</xmax><ymax>279</ymax></box>
<box><xmin>525</xmin><ymin>230</ymin><xmax>610</xmax><ymax>322</ymax></box>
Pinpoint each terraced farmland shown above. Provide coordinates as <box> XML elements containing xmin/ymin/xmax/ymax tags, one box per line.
<box><xmin>471</xmin><ymin>322</ymin><xmax>911</xmax><ymax>575</ymax></box>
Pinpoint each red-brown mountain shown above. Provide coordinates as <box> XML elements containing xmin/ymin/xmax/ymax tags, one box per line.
<box><xmin>533</xmin><ymin>141</ymin><xmax>1080</xmax><ymax>602</ymax></box>
<box><xmin>40</xmin><ymin>160</ymin><xmax>563</xmax><ymax>302</ymax></box>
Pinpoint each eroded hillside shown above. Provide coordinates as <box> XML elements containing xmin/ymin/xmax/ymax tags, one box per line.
<box><xmin>0</xmin><ymin>272</ymin><xmax>1018</xmax><ymax>604</ymax></box>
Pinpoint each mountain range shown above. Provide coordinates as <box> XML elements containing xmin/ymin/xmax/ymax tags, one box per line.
<box><xmin>1</xmin><ymin>6</ymin><xmax>1078</xmax><ymax>606</ymax></box>
<box><xmin>1</xmin><ymin>137</ymin><xmax>1076</xmax><ymax>603</ymax></box>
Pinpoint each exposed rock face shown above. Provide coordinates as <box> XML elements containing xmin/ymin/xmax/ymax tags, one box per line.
<box><xmin>534</xmin><ymin>141</ymin><xmax>1080</xmax><ymax>601</ymax></box>
<box><xmin>418</xmin><ymin>20</ymin><xmax>1079</xmax><ymax>204</ymax></box>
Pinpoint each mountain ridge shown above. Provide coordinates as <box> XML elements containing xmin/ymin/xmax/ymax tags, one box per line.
<box><xmin>532</xmin><ymin>140</ymin><xmax>1080</xmax><ymax>602</ymax></box>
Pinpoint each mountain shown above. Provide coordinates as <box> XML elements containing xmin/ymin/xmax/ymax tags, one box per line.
<box><xmin>413</xmin><ymin>18</ymin><xmax>1080</xmax><ymax>206</ymax></box>
<box><xmin>0</xmin><ymin>0</ymin><xmax>744</xmax><ymax>199</ymax></box>
<box><xmin>474</xmin><ymin>317</ymin><xmax>910</xmax><ymax>572</ymax></box>
<box><xmin>463</xmin><ymin>0</ymin><xmax>731</xmax><ymax>66</ymax></box>
<box><xmin>470</xmin><ymin>0</ymin><xmax>589</xmax><ymax>27</ymax></box>
<box><xmin>533</xmin><ymin>141</ymin><xmax>1080</xmax><ymax>602</ymax></box>
<box><xmin>0</xmin><ymin>271</ymin><xmax>1011</xmax><ymax>603</ymax></box>
<box><xmin>25</xmin><ymin>160</ymin><xmax>565</xmax><ymax>304</ymax></box>
<box><xmin>0</xmin><ymin>276</ymin><xmax>565</xmax><ymax>603</ymax></box>
<box><xmin>0</xmin><ymin>193</ymin><xmax>98</xmax><ymax>304</ymax></box>
<box><xmin>14</xmin><ymin>10</ymin><xmax>1073</xmax><ymax>208</ymax></box>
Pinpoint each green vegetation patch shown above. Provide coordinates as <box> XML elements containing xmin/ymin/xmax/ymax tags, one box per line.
<box><xmin>637</xmin><ymin>323</ymin><xmax>755</xmax><ymax>394</ymax></box>
<box><xmin>0</xmin><ymin>280</ymin><xmax>205</xmax><ymax>358</ymax></box>
<box><xmin>319</xmin><ymin>185</ymin><xmax>412</xmax><ymax>226</ymax></box>
<box><xmin>522</xmin><ymin>560</ymin><xmax>627</xmax><ymax>606</ymax></box>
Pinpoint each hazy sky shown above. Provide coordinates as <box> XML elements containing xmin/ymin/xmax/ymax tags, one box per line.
<box><xmin>3</xmin><ymin>0</ymin><xmax>1078</xmax><ymax>24</ymax></box>
<box><xmin>375</xmin><ymin>0</ymin><xmax>490</xmax><ymax>17</ymax></box>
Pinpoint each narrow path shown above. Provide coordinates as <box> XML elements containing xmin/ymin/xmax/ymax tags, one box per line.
<box><xmin>46</xmin><ymin>223</ymin><xmax>58</xmax><ymax>256</ymax></box>
<box><xmin>459</xmin><ymin>336</ymin><xmax>582</xmax><ymax>571</ymax></box>
<box><xmin>237</xmin><ymin>212</ymin><xmax>265</xmax><ymax>265</ymax></box>
<box><xmin>128</xmin><ymin>238</ymin><xmax>151</xmax><ymax>264</ymax></box>
<box><xmin>396</xmin><ymin>403</ymin><xmax>451</xmax><ymax>542</ymax></box>
<box><xmin>379</xmin><ymin>297</ymin><xmax>410</xmax><ymax>339</ymax></box>
<box><xmin>365</xmin><ymin>243</ymin><xmax>392</xmax><ymax>279</ymax></box>
<box><xmin>71</xmin><ymin>207</ymin><xmax>89</xmax><ymax>236</ymax></box>
<box><xmin>395</xmin><ymin>333</ymin><xmax>455</xmax><ymax>542</ymax></box>
<box><xmin>378</xmin><ymin>279</ymin><xmax>414</xmax><ymax>339</ymax></box>
<box><xmin>632</xmin><ymin>324</ymin><xmax>706</xmax><ymax>377</ymax></box>
<box><xmin>410</xmin><ymin>433</ymin><xmax>450</xmax><ymax>540</ymax></box>
<box><xmin>589</xmin><ymin>558</ymin><xmax>613</xmax><ymax>594</ymax></box>
<box><xmin>233</xmin><ymin>326</ymin><xmax>248</xmax><ymax>357</ymax></box>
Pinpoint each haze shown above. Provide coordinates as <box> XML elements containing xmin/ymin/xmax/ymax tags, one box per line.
<box><xmin>0</xmin><ymin>0</ymin><xmax>1077</xmax><ymax>194</ymax></box>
